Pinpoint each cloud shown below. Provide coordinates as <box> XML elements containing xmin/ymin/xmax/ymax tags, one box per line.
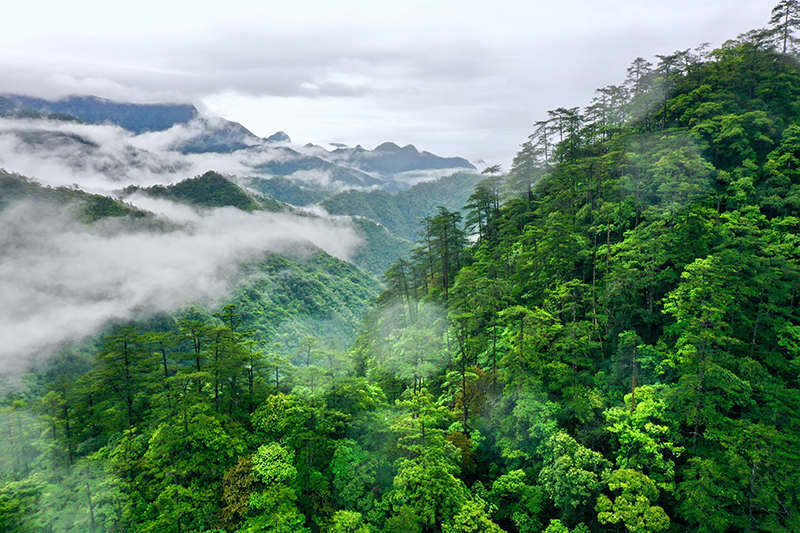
<box><xmin>0</xmin><ymin>197</ymin><xmax>362</xmax><ymax>375</ymax></box>
<box><xmin>0</xmin><ymin>0</ymin><xmax>774</xmax><ymax>169</ymax></box>
<box><xmin>0</xmin><ymin>117</ymin><xmax>311</xmax><ymax>191</ymax></box>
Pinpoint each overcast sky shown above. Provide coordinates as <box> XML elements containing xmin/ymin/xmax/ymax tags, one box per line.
<box><xmin>0</xmin><ymin>0</ymin><xmax>778</xmax><ymax>168</ymax></box>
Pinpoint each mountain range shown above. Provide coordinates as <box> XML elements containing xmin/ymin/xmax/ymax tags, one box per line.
<box><xmin>0</xmin><ymin>94</ymin><xmax>476</xmax><ymax>192</ymax></box>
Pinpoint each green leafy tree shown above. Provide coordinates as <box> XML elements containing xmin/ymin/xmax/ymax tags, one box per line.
<box><xmin>769</xmin><ymin>0</ymin><xmax>800</xmax><ymax>53</ymax></box>
<box><xmin>595</xmin><ymin>469</ymin><xmax>669</xmax><ymax>533</ymax></box>
<box><xmin>443</xmin><ymin>498</ymin><xmax>506</xmax><ymax>533</ymax></box>
<box><xmin>603</xmin><ymin>385</ymin><xmax>683</xmax><ymax>492</ymax></box>
<box><xmin>243</xmin><ymin>443</ymin><xmax>309</xmax><ymax>533</ymax></box>
<box><xmin>538</xmin><ymin>432</ymin><xmax>611</xmax><ymax>524</ymax></box>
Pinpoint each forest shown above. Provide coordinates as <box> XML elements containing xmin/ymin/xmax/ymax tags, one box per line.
<box><xmin>3</xmin><ymin>2</ymin><xmax>800</xmax><ymax>532</ymax></box>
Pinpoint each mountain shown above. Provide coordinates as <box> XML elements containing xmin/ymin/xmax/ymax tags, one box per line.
<box><xmin>1</xmin><ymin>94</ymin><xmax>197</xmax><ymax>133</ymax></box>
<box><xmin>0</xmin><ymin>169</ymin><xmax>382</xmax><ymax>356</ymax></box>
<box><xmin>122</xmin><ymin>170</ymin><xmax>280</xmax><ymax>212</ymax></box>
<box><xmin>0</xmin><ymin>170</ymin><xmax>156</xmax><ymax>223</ymax></box>
<box><xmin>251</xmin><ymin>147</ymin><xmax>387</xmax><ymax>188</ymax></box>
<box><xmin>119</xmin><ymin>171</ymin><xmax>412</xmax><ymax>274</ymax></box>
<box><xmin>321</xmin><ymin>171</ymin><xmax>484</xmax><ymax>240</ymax></box>
<box><xmin>0</xmin><ymin>93</ymin><xmax>477</xmax><ymax>192</ymax></box>
<box><xmin>330</xmin><ymin>141</ymin><xmax>475</xmax><ymax>174</ymax></box>
<box><xmin>7</xmin><ymin>11</ymin><xmax>800</xmax><ymax>533</ymax></box>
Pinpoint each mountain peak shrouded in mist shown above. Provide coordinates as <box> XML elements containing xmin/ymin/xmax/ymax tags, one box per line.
<box><xmin>373</xmin><ymin>141</ymin><xmax>409</xmax><ymax>152</ymax></box>
<box><xmin>0</xmin><ymin>93</ymin><xmax>477</xmax><ymax>193</ymax></box>
<box><xmin>122</xmin><ymin>170</ymin><xmax>276</xmax><ymax>212</ymax></box>
<box><xmin>266</xmin><ymin>131</ymin><xmax>291</xmax><ymax>143</ymax></box>
<box><xmin>1</xmin><ymin>94</ymin><xmax>199</xmax><ymax>133</ymax></box>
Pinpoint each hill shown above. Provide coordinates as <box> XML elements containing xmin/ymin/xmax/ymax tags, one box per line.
<box><xmin>122</xmin><ymin>170</ymin><xmax>281</xmax><ymax>212</ymax></box>
<box><xmin>321</xmin><ymin>171</ymin><xmax>483</xmax><ymax>240</ymax></box>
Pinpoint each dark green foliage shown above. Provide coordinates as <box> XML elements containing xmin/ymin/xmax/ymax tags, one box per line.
<box><xmin>0</xmin><ymin>170</ymin><xmax>150</xmax><ymax>222</ymax></box>
<box><xmin>125</xmin><ymin>170</ymin><xmax>269</xmax><ymax>211</ymax></box>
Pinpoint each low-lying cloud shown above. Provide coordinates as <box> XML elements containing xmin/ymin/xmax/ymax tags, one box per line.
<box><xmin>0</xmin><ymin>116</ymin><xmax>399</xmax><ymax>193</ymax></box>
<box><xmin>0</xmin><ymin>197</ymin><xmax>362</xmax><ymax>375</ymax></box>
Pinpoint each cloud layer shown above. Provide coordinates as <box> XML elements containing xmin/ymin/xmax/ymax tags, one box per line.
<box><xmin>0</xmin><ymin>1</ymin><xmax>776</xmax><ymax>166</ymax></box>
<box><xmin>0</xmin><ymin>197</ymin><xmax>362</xmax><ymax>374</ymax></box>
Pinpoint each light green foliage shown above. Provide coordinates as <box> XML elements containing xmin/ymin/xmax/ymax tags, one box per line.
<box><xmin>384</xmin><ymin>505</ymin><xmax>423</xmax><ymax>533</ymax></box>
<box><xmin>0</xmin><ymin>476</ymin><xmax>44</xmax><ymax>533</ymax></box>
<box><xmin>241</xmin><ymin>443</ymin><xmax>309</xmax><ymax>533</ymax></box>
<box><xmin>243</xmin><ymin>485</ymin><xmax>309</xmax><ymax>533</ymax></box>
<box><xmin>538</xmin><ymin>432</ymin><xmax>611</xmax><ymax>523</ymax></box>
<box><xmin>596</xmin><ymin>469</ymin><xmax>669</xmax><ymax>533</ymax></box>
<box><xmin>329</xmin><ymin>510</ymin><xmax>372</xmax><ymax>533</ymax></box>
<box><xmin>603</xmin><ymin>385</ymin><xmax>683</xmax><ymax>492</ymax></box>
<box><xmin>252</xmin><ymin>443</ymin><xmax>297</xmax><ymax>486</ymax></box>
<box><xmin>129</xmin><ymin>403</ymin><xmax>247</xmax><ymax>531</ymax></box>
<box><xmin>442</xmin><ymin>498</ymin><xmax>506</xmax><ymax>533</ymax></box>
<box><xmin>542</xmin><ymin>519</ymin><xmax>590</xmax><ymax>533</ymax></box>
<box><xmin>390</xmin><ymin>433</ymin><xmax>470</xmax><ymax>530</ymax></box>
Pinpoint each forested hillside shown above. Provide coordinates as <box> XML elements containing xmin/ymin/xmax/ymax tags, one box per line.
<box><xmin>3</xmin><ymin>5</ymin><xmax>800</xmax><ymax>533</ymax></box>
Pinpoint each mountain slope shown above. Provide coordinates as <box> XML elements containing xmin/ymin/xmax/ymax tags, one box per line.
<box><xmin>3</xmin><ymin>95</ymin><xmax>197</xmax><ymax>133</ymax></box>
<box><xmin>122</xmin><ymin>170</ymin><xmax>282</xmax><ymax>212</ymax></box>
<box><xmin>321</xmin><ymin>171</ymin><xmax>483</xmax><ymax>240</ymax></box>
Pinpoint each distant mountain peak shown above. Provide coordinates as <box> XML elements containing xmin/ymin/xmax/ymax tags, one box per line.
<box><xmin>373</xmin><ymin>142</ymin><xmax>420</xmax><ymax>155</ymax></box>
<box><xmin>1</xmin><ymin>94</ymin><xmax>198</xmax><ymax>133</ymax></box>
<box><xmin>374</xmin><ymin>141</ymin><xmax>401</xmax><ymax>151</ymax></box>
<box><xmin>266</xmin><ymin>131</ymin><xmax>291</xmax><ymax>143</ymax></box>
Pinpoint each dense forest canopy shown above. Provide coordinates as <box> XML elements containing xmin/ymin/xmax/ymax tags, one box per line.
<box><xmin>3</xmin><ymin>3</ymin><xmax>800</xmax><ymax>533</ymax></box>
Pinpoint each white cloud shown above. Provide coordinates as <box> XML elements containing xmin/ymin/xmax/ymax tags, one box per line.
<box><xmin>0</xmin><ymin>197</ymin><xmax>362</xmax><ymax>374</ymax></box>
<box><xmin>0</xmin><ymin>1</ymin><xmax>776</xmax><ymax>167</ymax></box>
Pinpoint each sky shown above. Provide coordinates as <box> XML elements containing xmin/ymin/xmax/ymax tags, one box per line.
<box><xmin>0</xmin><ymin>1</ymin><xmax>779</xmax><ymax>168</ymax></box>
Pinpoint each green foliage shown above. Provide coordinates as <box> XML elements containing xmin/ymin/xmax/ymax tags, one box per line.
<box><xmin>240</xmin><ymin>175</ymin><xmax>331</xmax><ymax>206</ymax></box>
<box><xmin>127</xmin><ymin>170</ymin><xmax>268</xmax><ymax>211</ymax></box>
<box><xmin>0</xmin><ymin>171</ymin><xmax>151</xmax><ymax>223</ymax></box>
<box><xmin>487</xmin><ymin>470</ymin><xmax>544</xmax><ymax>533</ymax></box>
<box><xmin>595</xmin><ymin>469</ymin><xmax>669</xmax><ymax>533</ymax></box>
<box><xmin>442</xmin><ymin>498</ymin><xmax>505</xmax><ymax>533</ymax></box>
<box><xmin>7</xmin><ymin>10</ymin><xmax>800</xmax><ymax>533</ymax></box>
<box><xmin>538</xmin><ymin>432</ymin><xmax>611</xmax><ymax>524</ymax></box>
<box><xmin>322</xmin><ymin>172</ymin><xmax>483</xmax><ymax>241</ymax></box>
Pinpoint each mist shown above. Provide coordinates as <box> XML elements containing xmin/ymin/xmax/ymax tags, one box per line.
<box><xmin>0</xmin><ymin>197</ymin><xmax>362</xmax><ymax>375</ymax></box>
<box><xmin>0</xmin><ymin>116</ymin><xmax>405</xmax><ymax>193</ymax></box>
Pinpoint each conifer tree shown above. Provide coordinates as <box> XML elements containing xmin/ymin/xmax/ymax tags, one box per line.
<box><xmin>770</xmin><ymin>0</ymin><xmax>800</xmax><ymax>53</ymax></box>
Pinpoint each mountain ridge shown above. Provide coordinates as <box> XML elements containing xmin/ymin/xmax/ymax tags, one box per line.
<box><xmin>0</xmin><ymin>93</ymin><xmax>477</xmax><ymax>192</ymax></box>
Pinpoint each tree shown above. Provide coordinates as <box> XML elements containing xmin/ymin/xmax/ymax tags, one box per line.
<box><xmin>443</xmin><ymin>498</ymin><xmax>506</xmax><ymax>533</ymax></box>
<box><xmin>769</xmin><ymin>0</ymin><xmax>800</xmax><ymax>53</ymax></box>
<box><xmin>330</xmin><ymin>440</ymin><xmax>385</xmax><ymax>523</ymax></box>
<box><xmin>538</xmin><ymin>432</ymin><xmax>611</xmax><ymax>524</ymax></box>
<box><xmin>488</xmin><ymin>470</ymin><xmax>545</xmax><ymax>533</ymax></box>
<box><xmin>390</xmin><ymin>438</ymin><xmax>470</xmax><ymax>531</ymax></box>
<box><xmin>330</xmin><ymin>510</ymin><xmax>373</xmax><ymax>533</ymax></box>
<box><xmin>603</xmin><ymin>385</ymin><xmax>684</xmax><ymax>493</ymax></box>
<box><xmin>243</xmin><ymin>443</ymin><xmax>309</xmax><ymax>533</ymax></box>
<box><xmin>95</xmin><ymin>325</ymin><xmax>147</xmax><ymax>430</ymax></box>
<box><xmin>595</xmin><ymin>469</ymin><xmax>669</xmax><ymax>533</ymax></box>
